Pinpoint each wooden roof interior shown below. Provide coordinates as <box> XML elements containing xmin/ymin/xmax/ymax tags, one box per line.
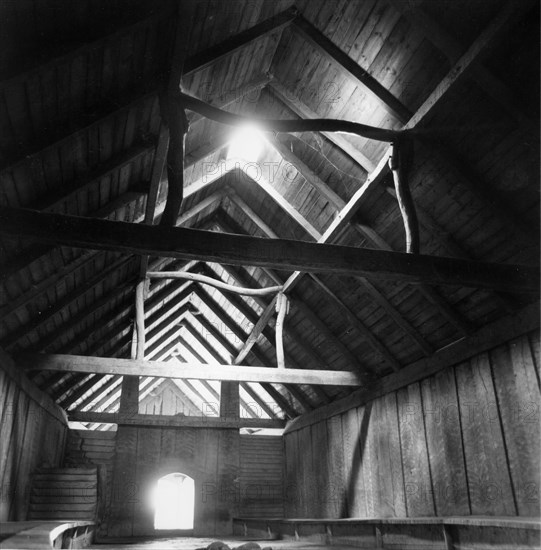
<box><xmin>0</xmin><ymin>0</ymin><xmax>539</xmax><ymax>429</ymax></box>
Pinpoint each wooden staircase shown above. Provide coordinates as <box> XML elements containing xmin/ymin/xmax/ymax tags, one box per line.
<box><xmin>27</xmin><ymin>467</ymin><xmax>98</xmax><ymax>521</ymax></box>
<box><xmin>64</xmin><ymin>429</ymin><xmax>117</xmax><ymax>539</ymax></box>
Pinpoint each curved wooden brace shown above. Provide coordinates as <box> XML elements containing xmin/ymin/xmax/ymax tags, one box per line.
<box><xmin>177</xmin><ymin>90</ymin><xmax>408</xmax><ymax>143</ymax></box>
<box><xmin>147</xmin><ymin>270</ymin><xmax>283</xmax><ymax>296</ymax></box>
<box><xmin>275</xmin><ymin>293</ymin><xmax>290</xmax><ymax>370</ymax></box>
<box><xmin>389</xmin><ymin>140</ymin><xmax>420</xmax><ymax>254</ymax></box>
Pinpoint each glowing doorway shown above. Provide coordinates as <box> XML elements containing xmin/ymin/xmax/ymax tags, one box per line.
<box><xmin>153</xmin><ymin>473</ymin><xmax>195</xmax><ymax>530</ymax></box>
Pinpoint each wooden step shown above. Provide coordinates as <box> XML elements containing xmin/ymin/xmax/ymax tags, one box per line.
<box><xmin>31</xmin><ymin>485</ymin><xmax>97</xmax><ymax>496</ymax></box>
<box><xmin>34</xmin><ymin>467</ymin><xmax>97</xmax><ymax>475</ymax></box>
<box><xmin>69</xmin><ymin>429</ymin><xmax>116</xmax><ymax>440</ymax></box>
<box><xmin>27</xmin><ymin>511</ymin><xmax>96</xmax><ymax>520</ymax></box>
<box><xmin>28</xmin><ymin>501</ymin><xmax>97</xmax><ymax>515</ymax></box>
<box><xmin>30</xmin><ymin>495</ymin><xmax>99</xmax><ymax>504</ymax></box>
<box><xmin>33</xmin><ymin>476</ymin><xmax>97</xmax><ymax>486</ymax></box>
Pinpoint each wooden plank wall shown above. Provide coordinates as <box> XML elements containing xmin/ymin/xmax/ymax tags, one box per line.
<box><xmin>106</xmin><ymin>426</ymin><xmax>241</xmax><ymax>538</ymax></box>
<box><xmin>0</xmin><ymin>349</ymin><xmax>67</xmax><ymax>521</ymax></box>
<box><xmin>239</xmin><ymin>435</ymin><xmax>284</xmax><ymax>518</ymax></box>
<box><xmin>283</xmin><ymin>331</ymin><xmax>540</xmax><ymax>519</ymax></box>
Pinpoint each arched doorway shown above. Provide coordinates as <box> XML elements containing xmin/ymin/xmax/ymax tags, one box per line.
<box><xmin>153</xmin><ymin>473</ymin><xmax>195</xmax><ymax>530</ymax></box>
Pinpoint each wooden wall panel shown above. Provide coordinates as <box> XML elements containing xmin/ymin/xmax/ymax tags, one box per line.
<box><xmin>283</xmin><ymin>330</ymin><xmax>540</xmax><ymax>519</ymax></box>
<box><xmin>326</xmin><ymin>415</ymin><xmax>346</xmax><ymax>517</ymax></box>
<box><xmin>0</xmin><ymin>349</ymin><xmax>67</xmax><ymax>521</ymax></box>
<box><xmin>421</xmin><ymin>368</ymin><xmax>470</xmax><ymax>516</ymax></box>
<box><xmin>283</xmin><ymin>429</ymin><xmax>298</xmax><ymax>516</ymax></box>
<box><xmin>397</xmin><ymin>383</ymin><xmax>435</xmax><ymax>516</ymax></box>
<box><xmin>491</xmin><ymin>338</ymin><xmax>540</xmax><ymax>516</ymax></box>
<box><xmin>455</xmin><ymin>354</ymin><xmax>515</xmax><ymax>515</ymax></box>
<box><xmin>239</xmin><ymin>435</ymin><xmax>284</xmax><ymax>519</ymax></box>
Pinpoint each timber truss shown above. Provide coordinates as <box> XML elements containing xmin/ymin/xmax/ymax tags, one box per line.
<box><xmin>0</xmin><ymin>1</ymin><xmax>538</xmax><ymax>429</ymax></box>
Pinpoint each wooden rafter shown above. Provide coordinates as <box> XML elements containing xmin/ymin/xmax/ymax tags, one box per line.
<box><xmin>188</xmin><ymin>314</ymin><xmax>282</xmax><ymax>420</ymax></box>
<box><xmin>0</xmin><ymin>190</ymin><xmax>145</xmax><ymax>283</ymax></box>
<box><xmin>229</xmin><ymin>176</ymin><xmax>401</xmax><ymax>371</ymax></box>
<box><xmin>405</xmin><ymin>0</ymin><xmax>535</xmax><ymax>131</ymax></box>
<box><xmin>177</xmin><ymin>323</ymin><xmax>262</xmax><ymax>420</ymax></box>
<box><xmin>0</xmin><ymin>6</ymin><xmax>294</xmax><ymax>171</ymax></box>
<box><xmin>232</xmin><ymin>166</ymin><xmax>473</xmax><ymax>339</ymax></box>
<box><xmin>1</xmin><ymin>207</ymin><xmax>215</xmax><ymax>356</ymax></box>
<box><xmin>212</xmin><ymin>258</ymin><xmax>333</xmax><ymax>407</ymax></box>
<box><xmin>352</xmin><ymin>222</ymin><xmax>473</xmax><ymax>335</ymax></box>
<box><xmin>199</xmin><ymin>260</ymin><xmax>337</xmax><ymax>375</ymax></box>
<box><xmin>267</xmin><ymin>81</ymin><xmax>376</xmax><ymax>172</ymax></box>
<box><xmin>291</xmin><ymin>13</ymin><xmax>411</xmax><ymax>122</ymax></box>
<box><xmin>182</xmin><ymin>7</ymin><xmax>297</xmax><ymax>76</ymax></box>
<box><xmin>37</xmin><ymin>284</ymin><xmax>135</xmax><ymax>353</ymax></box>
<box><xmin>264</xmin><ymin>139</ymin><xmax>433</xmax><ymax>354</ymax></box>
<box><xmin>385</xmin><ymin>186</ymin><xmax>516</xmax><ymax>313</ymax></box>
<box><xmin>210</xmin><ymin>246</ymin><xmax>332</xmax><ymax>374</ymax></box>
<box><xmin>1</xmin><ymin>256</ymin><xmax>137</xmax><ymax>352</ymax></box>
<box><xmin>285</xmin><ymin>302</ymin><xmax>540</xmax><ymax>433</ymax></box>
<box><xmin>386</xmin><ymin>0</ymin><xmax>534</xmax><ymax>131</ymax></box>
<box><xmin>194</xmin><ymin>287</ymin><xmax>303</xmax><ymax>418</ymax></box>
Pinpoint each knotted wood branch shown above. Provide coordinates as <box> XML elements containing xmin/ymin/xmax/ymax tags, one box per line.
<box><xmin>389</xmin><ymin>140</ymin><xmax>419</xmax><ymax>254</ymax></box>
<box><xmin>159</xmin><ymin>93</ymin><xmax>189</xmax><ymax>226</ymax></box>
<box><xmin>147</xmin><ymin>270</ymin><xmax>283</xmax><ymax>296</ymax></box>
<box><xmin>176</xmin><ymin>90</ymin><xmax>408</xmax><ymax>143</ymax></box>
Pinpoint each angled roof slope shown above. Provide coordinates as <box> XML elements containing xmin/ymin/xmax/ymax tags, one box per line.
<box><xmin>0</xmin><ymin>0</ymin><xmax>538</xmax><ymax>427</ymax></box>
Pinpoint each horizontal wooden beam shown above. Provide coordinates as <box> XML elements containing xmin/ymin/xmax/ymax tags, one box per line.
<box><xmin>284</xmin><ymin>301</ymin><xmax>540</xmax><ymax>433</ymax></box>
<box><xmin>267</xmin><ymin>81</ymin><xmax>376</xmax><ymax>172</ymax></box>
<box><xmin>1</xmin><ymin>207</ymin><xmax>537</xmax><ymax>293</ymax></box>
<box><xmin>68</xmin><ymin>411</ymin><xmax>285</xmax><ymax>429</ymax></box>
<box><xmin>179</xmin><ymin>89</ymin><xmax>401</xmax><ymax>143</ymax></box>
<box><xmin>18</xmin><ymin>353</ymin><xmax>363</xmax><ymax>386</ymax></box>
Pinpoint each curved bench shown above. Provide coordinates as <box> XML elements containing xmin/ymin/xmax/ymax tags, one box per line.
<box><xmin>233</xmin><ymin>516</ymin><xmax>541</xmax><ymax>549</ymax></box>
<box><xmin>0</xmin><ymin>520</ymin><xmax>95</xmax><ymax>549</ymax></box>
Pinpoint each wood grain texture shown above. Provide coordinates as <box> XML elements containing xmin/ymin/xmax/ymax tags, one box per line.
<box><xmin>1</xmin><ymin>206</ymin><xmax>538</xmax><ymax>293</ymax></box>
<box><xmin>283</xmin><ymin>329</ymin><xmax>540</xmax><ymax>520</ymax></box>
<box><xmin>0</xmin><ymin>350</ymin><xmax>67</xmax><ymax>521</ymax></box>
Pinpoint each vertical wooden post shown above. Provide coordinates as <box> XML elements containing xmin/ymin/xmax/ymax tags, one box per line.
<box><xmin>120</xmin><ymin>280</ymin><xmax>146</xmax><ymax>415</ymax></box>
<box><xmin>275</xmin><ymin>293</ymin><xmax>289</xmax><ymax>369</ymax></box>
<box><xmin>220</xmin><ymin>381</ymin><xmax>240</xmax><ymax>419</ymax></box>
<box><xmin>135</xmin><ymin>280</ymin><xmax>146</xmax><ymax>359</ymax></box>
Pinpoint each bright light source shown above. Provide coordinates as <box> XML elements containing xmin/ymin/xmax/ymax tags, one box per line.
<box><xmin>153</xmin><ymin>473</ymin><xmax>194</xmax><ymax>530</ymax></box>
<box><xmin>227</xmin><ymin>125</ymin><xmax>264</xmax><ymax>163</ymax></box>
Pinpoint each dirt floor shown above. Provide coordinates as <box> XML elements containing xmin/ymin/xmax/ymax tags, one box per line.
<box><xmin>90</xmin><ymin>538</ymin><xmax>363</xmax><ymax>549</ymax></box>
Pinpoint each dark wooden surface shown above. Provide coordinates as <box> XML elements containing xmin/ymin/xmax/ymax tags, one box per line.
<box><xmin>283</xmin><ymin>329</ymin><xmax>540</xmax><ymax>519</ymax></box>
<box><xmin>1</xmin><ymin>207</ymin><xmax>538</xmax><ymax>293</ymax></box>
<box><xmin>0</xmin><ymin>349</ymin><xmax>67</xmax><ymax>522</ymax></box>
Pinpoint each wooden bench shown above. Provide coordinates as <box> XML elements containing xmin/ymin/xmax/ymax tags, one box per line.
<box><xmin>233</xmin><ymin>516</ymin><xmax>541</xmax><ymax>549</ymax></box>
<box><xmin>0</xmin><ymin>520</ymin><xmax>95</xmax><ymax>548</ymax></box>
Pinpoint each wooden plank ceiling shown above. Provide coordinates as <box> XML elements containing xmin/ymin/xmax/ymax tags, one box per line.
<box><xmin>0</xmin><ymin>0</ymin><xmax>538</xmax><ymax>429</ymax></box>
